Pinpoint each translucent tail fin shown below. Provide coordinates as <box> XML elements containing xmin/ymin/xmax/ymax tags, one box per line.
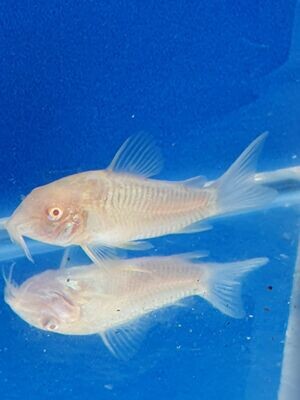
<box><xmin>213</xmin><ymin>133</ymin><xmax>277</xmax><ymax>215</ymax></box>
<box><xmin>201</xmin><ymin>257</ymin><xmax>268</xmax><ymax>318</ymax></box>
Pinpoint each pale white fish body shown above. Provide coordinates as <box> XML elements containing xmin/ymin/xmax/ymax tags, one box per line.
<box><xmin>5</xmin><ymin>254</ymin><xmax>268</xmax><ymax>358</ymax></box>
<box><xmin>81</xmin><ymin>170</ymin><xmax>217</xmax><ymax>245</ymax></box>
<box><xmin>60</xmin><ymin>256</ymin><xmax>209</xmax><ymax>333</ymax></box>
<box><xmin>4</xmin><ymin>133</ymin><xmax>276</xmax><ymax>264</ymax></box>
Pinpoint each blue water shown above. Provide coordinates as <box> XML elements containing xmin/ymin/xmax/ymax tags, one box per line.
<box><xmin>0</xmin><ymin>1</ymin><xmax>299</xmax><ymax>399</ymax></box>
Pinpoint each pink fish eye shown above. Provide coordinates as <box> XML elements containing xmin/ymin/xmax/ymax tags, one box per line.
<box><xmin>47</xmin><ymin>207</ymin><xmax>63</xmax><ymax>221</ymax></box>
<box><xmin>43</xmin><ymin>318</ymin><xmax>58</xmax><ymax>331</ymax></box>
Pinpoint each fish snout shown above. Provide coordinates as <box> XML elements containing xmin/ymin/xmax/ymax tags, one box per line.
<box><xmin>6</xmin><ymin>211</ymin><xmax>28</xmax><ymax>240</ymax></box>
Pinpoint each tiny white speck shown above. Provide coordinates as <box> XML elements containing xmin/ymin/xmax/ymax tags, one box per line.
<box><xmin>104</xmin><ymin>384</ymin><xmax>113</xmax><ymax>390</ymax></box>
<box><xmin>176</xmin><ymin>345</ymin><xmax>181</xmax><ymax>350</ymax></box>
<box><xmin>246</xmin><ymin>336</ymin><xmax>251</xmax><ymax>341</ymax></box>
<box><xmin>177</xmin><ymin>323</ymin><xmax>182</xmax><ymax>328</ymax></box>
<box><xmin>248</xmin><ymin>314</ymin><xmax>254</xmax><ymax>318</ymax></box>
<box><xmin>292</xmin><ymin>154</ymin><xmax>297</xmax><ymax>159</ymax></box>
<box><xmin>131</xmin><ymin>114</ymin><xmax>135</xmax><ymax>119</ymax></box>
<box><xmin>279</xmin><ymin>253</ymin><xmax>289</xmax><ymax>260</ymax></box>
<box><xmin>189</xmin><ymin>329</ymin><xmax>193</xmax><ymax>333</ymax></box>
<box><xmin>43</xmin><ymin>349</ymin><xmax>47</xmax><ymax>353</ymax></box>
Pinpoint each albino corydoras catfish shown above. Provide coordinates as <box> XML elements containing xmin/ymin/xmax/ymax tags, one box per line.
<box><xmin>4</xmin><ymin>253</ymin><xmax>268</xmax><ymax>359</ymax></box>
<box><xmin>4</xmin><ymin>133</ymin><xmax>275</xmax><ymax>264</ymax></box>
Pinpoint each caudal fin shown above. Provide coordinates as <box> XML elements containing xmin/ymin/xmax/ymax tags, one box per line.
<box><xmin>213</xmin><ymin>133</ymin><xmax>277</xmax><ymax>215</ymax></box>
<box><xmin>201</xmin><ymin>257</ymin><xmax>268</xmax><ymax>318</ymax></box>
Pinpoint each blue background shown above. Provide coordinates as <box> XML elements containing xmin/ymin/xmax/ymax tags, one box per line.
<box><xmin>0</xmin><ymin>1</ymin><xmax>299</xmax><ymax>399</ymax></box>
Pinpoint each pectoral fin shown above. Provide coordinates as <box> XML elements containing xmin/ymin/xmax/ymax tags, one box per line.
<box><xmin>99</xmin><ymin>317</ymin><xmax>150</xmax><ymax>360</ymax></box>
<box><xmin>81</xmin><ymin>243</ymin><xmax>117</xmax><ymax>268</ymax></box>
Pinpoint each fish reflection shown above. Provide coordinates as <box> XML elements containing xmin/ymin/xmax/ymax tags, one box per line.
<box><xmin>5</xmin><ymin>253</ymin><xmax>268</xmax><ymax>358</ymax></box>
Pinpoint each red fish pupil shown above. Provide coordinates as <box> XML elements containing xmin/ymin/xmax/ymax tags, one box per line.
<box><xmin>52</xmin><ymin>209</ymin><xmax>60</xmax><ymax>216</ymax></box>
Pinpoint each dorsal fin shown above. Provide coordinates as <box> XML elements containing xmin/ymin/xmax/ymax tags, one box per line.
<box><xmin>107</xmin><ymin>133</ymin><xmax>163</xmax><ymax>178</ymax></box>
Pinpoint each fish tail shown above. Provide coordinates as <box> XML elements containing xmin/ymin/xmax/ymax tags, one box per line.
<box><xmin>199</xmin><ymin>257</ymin><xmax>268</xmax><ymax>318</ymax></box>
<box><xmin>212</xmin><ymin>132</ymin><xmax>277</xmax><ymax>215</ymax></box>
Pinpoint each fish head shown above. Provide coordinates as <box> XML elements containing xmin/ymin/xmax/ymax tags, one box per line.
<box><xmin>6</xmin><ymin>180</ymin><xmax>88</xmax><ymax>259</ymax></box>
<box><xmin>4</xmin><ymin>269</ymin><xmax>81</xmax><ymax>334</ymax></box>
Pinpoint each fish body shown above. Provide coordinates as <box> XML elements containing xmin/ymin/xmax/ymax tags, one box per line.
<box><xmin>5</xmin><ymin>254</ymin><xmax>268</xmax><ymax>358</ymax></box>
<box><xmin>14</xmin><ymin>170</ymin><xmax>217</xmax><ymax>245</ymax></box>
<box><xmin>4</xmin><ymin>133</ymin><xmax>276</xmax><ymax>264</ymax></box>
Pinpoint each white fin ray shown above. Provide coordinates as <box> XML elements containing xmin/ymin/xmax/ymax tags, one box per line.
<box><xmin>107</xmin><ymin>133</ymin><xmax>163</xmax><ymax>178</ymax></box>
<box><xmin>213</xmin><ymin>132</ymin><xmax>277</xmax><ymax>214</ymax></box>
<box><xmin>16</xmin><ymin>234</ymin><xmax>34</xmax><ymax>263</ymax></box>
<box><xmin>202</xmin><ymin>257</ymin><xmax>268</xmax><ymax>318</ymax></box>
<box><xmin>3</xmin><ymin>262</ymin><xmax>18</xmax><ymax>302</ymax></box>
<box><xmin>82</xmin><ymin>240</ymin><xmax>152</xmax><ymax>267</ymax></box>
<box><xmin>2</xmin><ymin>262</ymin><xmax>16</xmax><ymax>287</ymax></box>
<box><xmin>81</xmin><ymin>243</ymin><xmax>117</xmax><ymax>268</ymax></box>
<box><xmin>99</xmin><ymin>317</ymin><xmax>150</xmax><ymax>360</ymax></box>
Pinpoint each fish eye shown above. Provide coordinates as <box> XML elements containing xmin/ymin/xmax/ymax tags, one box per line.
<box><xmin>47</xmin><ymin>207</ymin><xmax>63</xmax><ymax>221</ymax></box>
<box><xmin>43</xmin><ymin>318</ymin><xmax>58</xmax><ymax>331</ymax></box>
